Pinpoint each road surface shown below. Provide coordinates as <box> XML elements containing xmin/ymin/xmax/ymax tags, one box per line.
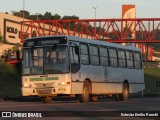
<box><xmin>0</xmin><ymin>97</ymin><xmax>159</xmax><ymax>119</ymax></box>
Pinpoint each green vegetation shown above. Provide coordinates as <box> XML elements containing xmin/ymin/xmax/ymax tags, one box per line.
<box><xmin>0</xmin><ymin>63</ymin><xmax>21</xmax><ymax>98</ymax></box>
<box><xmin>11</xmin><ymin>10</ymin><xmax>79</xmax><ymax>21</ymax></box>
<box><xmin>144</xmin><ymin>67</ymin><xmax>160</xmax><ymax>91</ymax></box>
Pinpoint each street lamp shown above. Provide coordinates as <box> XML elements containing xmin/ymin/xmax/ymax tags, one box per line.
<box><xmin>22</xmin><ymin>0</ymin><xmax>25</xmax><ymax>32</ymax></box>
<box><xmin>92</xmin><ymin>7</ymin><xmax>97</xmax><ymax>36</ymax></box>
<box><xmin>23</xmin><ymin>0</ymin><xmax>25</xmax><ymax>21</ymax></box>
<box><xmin>36</xmin><ymin>13</ymin><xmax>38</xmax><ymax>21</ymax></box>
<box><xmin>92</xmin><ymin>6</ymin><xmax>97</xmax><ymax>19</ymax></box>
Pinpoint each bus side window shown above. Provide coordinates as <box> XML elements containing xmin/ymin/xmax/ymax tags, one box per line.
<box><xmin>126</xmin><ymin>51</ymin><xmax>134</xmax><ymax>69</ymax></box>
<box><xmin>118</xmin><ymin>49</ymin><xmax>127</xmax><ymax>68</ymax></box>
<box><xmin>109</xmin><ymin>48</ymin><xmax>118</xmax><ymax>67</ymax></box>
<box><xmin>80</xmin><ymin>44</ymin><xmax>89</xmax><ymax>65</ymax></box>
<box><xmin>99</xmin><ymin>47</ymin><xmax>109</xmax><ymax>67</ymax></box>
<box><xmin>70</xmin><ymin>46</ymin><xmax>80</xmax><ymax>73</ymax></box>
<box><xmin>134</xmin><ymin>52</ymin><xmax>142</xmax><ymax>69</ymax></box>
<box><xmin>89</xmin><ymin>45</ymin><xmax>99</xmax><ymax>66</ymax></box>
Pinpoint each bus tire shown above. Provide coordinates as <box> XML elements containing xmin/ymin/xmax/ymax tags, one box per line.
<box><xmin>41</xmin><ymin>96</ymin><xmax>52</xmax><ymax>104</ymax></box>
<box><xmin>119</xmin><ymin>83</ymin><xmax>129</xmax><ymax>101</ymax></box>
<box><xmin>78</xmin><ymin>81</ymin><xmax>91</xmax><ymax>103</ymax></box>
<box><xmin>89</xmin><ymin>96</ymin><xmax>98</xmax><ymax>102</ymax></box>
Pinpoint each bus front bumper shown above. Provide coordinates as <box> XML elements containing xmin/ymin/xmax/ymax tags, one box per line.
<box><xmin>22</xmin><ymin>86</ymin><xmax>71</xmax><ymax>97</ymax></box>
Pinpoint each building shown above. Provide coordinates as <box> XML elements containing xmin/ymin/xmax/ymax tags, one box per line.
<box><xmin>0</xmin><ymin>12</ymin><xmax>30</xmax><ymax>56</ymax></box>
<box><xmin>0</xmin><ymin>12</ymin><xmax>29</xmax><ymax>44</ymax></box>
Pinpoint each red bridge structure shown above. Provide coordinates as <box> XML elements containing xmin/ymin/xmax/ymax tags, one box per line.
<box><xmin>20</xmin><ymin>18</ymin><xmax>160</xmax><ymax>60</ymax></box>
<box><xmin>20</xmin><ymin>18</ymin><xmax>160</xmax><ymax>43</ymax></box>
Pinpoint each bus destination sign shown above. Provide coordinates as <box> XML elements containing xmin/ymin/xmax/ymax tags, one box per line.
<box><xmin>40</xmin><ymin>39</ymin><xmax>59</xmax><ymax>45</ymax></box>
<box><xmin>24</xmin><ymin>37</ymin><xmax>67</xmax><ymax>47</ymax></box>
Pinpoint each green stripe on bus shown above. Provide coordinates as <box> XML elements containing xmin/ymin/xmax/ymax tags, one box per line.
<box><xmin>30</xmin><ymin>77</ymin><xmax>59</xmax><ymax>81</ymax></box>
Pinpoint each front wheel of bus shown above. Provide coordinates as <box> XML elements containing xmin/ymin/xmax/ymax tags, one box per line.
<box><xmin>78</xmin><ymin>81</ymin><xmax>91</xmax><ymax>103</ymax></box>
<box><xmin>119</xmin><ymin>83</ymin><xmax>129</xmax><ymax>101</ymax></box>
<box><xmin>41</xmin><ymin>96</ymin><xmax>52</xmax><ymax>104</ymax></box>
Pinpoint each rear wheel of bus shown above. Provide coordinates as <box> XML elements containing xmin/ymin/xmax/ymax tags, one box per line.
<box><xmin>114</xmin><ymin>82</ymin><xmax>129</xmax><ymax>101</ymax></box>
<box><xmin>119</xmin><ymin>82</ymin><xmax>129</xmax><ymax>101</ymax></box>
<box><xmin>78</xmin><ymin>81</ymin><xmax>91</xmax><ymax>103</ymax></box>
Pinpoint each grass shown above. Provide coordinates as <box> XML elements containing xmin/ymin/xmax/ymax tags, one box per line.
<box><xmin>144</xmin><ymin>67</ymin><xmax>160</xmax><ymax>91</ymax></box>
<box><xmin>0</xmin><ymin>63</ymin><xmax>22</xmax><ymax>98</ymax></box>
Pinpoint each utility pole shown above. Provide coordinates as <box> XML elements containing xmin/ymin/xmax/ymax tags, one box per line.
<box><xmin>92</xmin><ymin>7</ymin><xmax>97</xmax><ymax>37</ymax></box>
<box><xmin>23</xmin><ymin>0</ymin><xmax>25</xmax><ymax>32</ymax></box>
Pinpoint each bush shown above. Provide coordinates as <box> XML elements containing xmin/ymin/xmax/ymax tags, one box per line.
<box><xmin>0</xmin><ymin>63</ymin><xmax>22</xmax><ymax>97</ymax></box>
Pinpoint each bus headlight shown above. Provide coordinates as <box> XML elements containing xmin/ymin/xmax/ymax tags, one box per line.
<box><xmin>61</xmin><ymin>82</ymin><xmax>65</xmax><ymax>85</ymax></box>
<box><xmin>24</xmin><ymin>83</ymin><xmax>28</xmax><ymax>87</ymax></box>
<box><xmin>61</xmin><ymin>82</ymin><xmax>70</xmax><ymax>85</ymax></box>
<box><xmin>23</xmin><ymin>83</ymin><xmax>32</xmax><ymax>87</ymax></box>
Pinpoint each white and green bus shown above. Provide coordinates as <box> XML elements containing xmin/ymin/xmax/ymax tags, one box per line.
<box><xmin>22</xmin><ymin>35</ymin><xmax>144</xmax><ymax>103</ymax></box>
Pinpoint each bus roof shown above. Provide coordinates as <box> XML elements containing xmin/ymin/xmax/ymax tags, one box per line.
<box><xmin>25</xmin><ymin>35</ymin><xmax>141</xmax><ymax>52</ymax></box>
<box><xmin>66</xmin><ymin>35</ymin><xmax>141</xmax><ymax>52</ymax></box>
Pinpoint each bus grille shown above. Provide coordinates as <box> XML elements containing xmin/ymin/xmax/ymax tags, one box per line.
<box><xmin>34</xmin><ymin>82</ymin><xmax>55</xmax><ymax>88</ymax></box>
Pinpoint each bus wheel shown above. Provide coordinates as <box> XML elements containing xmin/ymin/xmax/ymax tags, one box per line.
<box><xmin>89</xmin><ymin>96</ymin><xmax>98</xmax><ymax>102</ymax></box>
<box><xmin>78</xmin><ymin>81</ymin><xmax>91</xmax><ymax>103</ymax></box>
<box><xmin>114</xmin><ymin>94</ymin><xmax>120</xmax><ymax>101</ymax></box>
<box><xmin>41</xmin><ymin>96</ymin><xmax>52</xmax><ymax>104</ymax></box>
<box><xmin>119</xmin><ymin>83</ymin><xmax>129</xmax><ymax>101</ymax></box>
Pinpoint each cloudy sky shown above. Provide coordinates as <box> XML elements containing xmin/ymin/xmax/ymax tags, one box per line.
<box><xmin>0</xmin><ymin>0</ymin><xmax>159</xmax><ymax>18</ymax></box>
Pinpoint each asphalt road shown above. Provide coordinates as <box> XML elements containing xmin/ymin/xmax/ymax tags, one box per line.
<box><xmin>0</xmin><ymin>97</ymin><xmax>159</xmax><ymax>119</ymax></box>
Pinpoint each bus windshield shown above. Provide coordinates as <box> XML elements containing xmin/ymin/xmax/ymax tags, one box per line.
<box><xmin>22</xmin><ymin>45</ymin><xmax>69</xmax><ymax>75</ymax></box>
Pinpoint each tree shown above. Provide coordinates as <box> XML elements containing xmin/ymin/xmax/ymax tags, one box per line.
<box><xmin>52</xmin><ymin>14</ymin><xmax>61</xmax><ymax>20</ymax></box>
<box><xmin>43</xmin><ymin>12</ymin><xmax>52</xmax><ymax>20</ymax></box>
<box><xmin>109</xmin><ymin>30</ymin><xmax>121</xmax><ymax>40</ymax></box>
<box><xmin>11</xmin><ymin>10</ymin><xmax>21</xmax><ymax>17</ymax></box>
<box><xmin>60</xmin><ymin>15</ymin><xmax>79</xmax><ymax>30</ymax></box>
<box><xmin>151</xmin><ymin>29</ymin><xmax>160</xmax><ymax>40</ymax></box>
<box><xmin>61</xmin><ymin>15</ymin><xmax>79</xmax><ymax>20</ymax></box>
<box><xmin>122</xmin><ymin>26</ymin><xmax>132</xmax><ymax>39</ymax></box>
<box><xmin>11</xmin><ymin>10</ymin><xmax>30</xmax><ymax>19</ymax></box>
<box><xmin>136</xmin><ymin>30</ymin><xmax>148</xmax><ymax>40</ymax></box>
